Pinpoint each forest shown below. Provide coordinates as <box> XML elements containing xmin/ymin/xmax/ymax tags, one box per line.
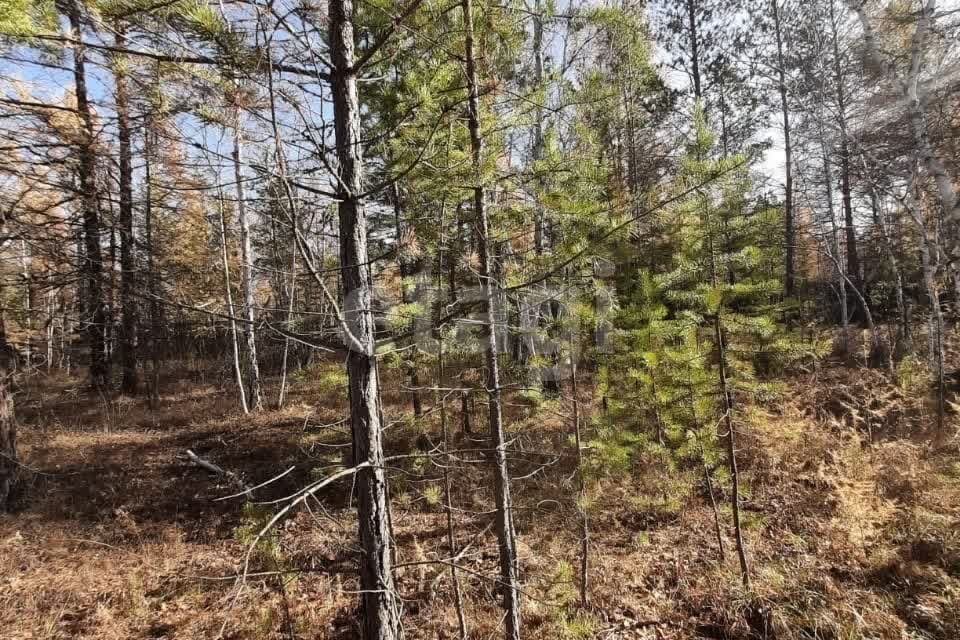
<box><xmin>0</xmin><ymin>0</ymin><xmax>959</xmax><ymax>638</ymax></box>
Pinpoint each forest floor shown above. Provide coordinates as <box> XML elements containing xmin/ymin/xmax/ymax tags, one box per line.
<box><xmin>2</xmin><ymin>338</ymin><xmax>960</xmax><ymax>640</ymax></box>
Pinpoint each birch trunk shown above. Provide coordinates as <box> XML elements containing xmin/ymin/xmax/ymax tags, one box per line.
<box><xmin>0</xmin><ymin>298</ymin><xmax>15</xmax><ymax>510</ymax></box>
<box><xmin>904</xmin><ymin>173</ymin><xmax>946</xmax><ymax>431</ymax></box>
<box><xmin>143</xmin><ymin>123</ymin><xmax>161</xmax><ymax>407</ymax></box>
<box><xmin>217</xmin><ymin>188</ymin><xmax>249</xmax><ymax>415</ymax></box>
<box><xmin>848</xmin><ymin>0</ymin><xmax>960</xmax><ymax>258</ymax></box>
<box><xmin>231</xmin><ymin>110</ymin><xmax>263</xmax><ymax>412</ymax></box>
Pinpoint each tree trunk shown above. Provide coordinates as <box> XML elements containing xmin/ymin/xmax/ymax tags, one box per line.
<box><xmin>277</xmin><ymin>249</ymin><xmax>296</xmax><ymax>409</ymax></box>
<box><xmin>904</xmin><ymin>174</ymin><xmax>945</xmax><ymax>431</ymax></box>
<box><xmin>531</xmin><ymin>0</ymin><xmax>546</xmax><ymax>256</ymax></box>
<box><xmin>143</xmin><ymin>124</ymin><xmax>161</xmax><ymax>408</ymax></box>
<box><xmin>848</xmin><ymin>0</ymin><xmax>960</xmax><ymax>260</ymax></box>
<box><xmin>108</xmin><ymin>203</ymin><xmax>116</xmax><ymax>368</ymax></box>
<box><xmin>570</xmin><ymin>354</ymin><xmax>589</xmax><ymax>606</ymax></box>
<box><xmin>231</xmin><ymin>109</ymin><xmax>264</xmax><ymax>412</ymax></box>
<box><xmin>0</xmin><ymin>313</ymin><xmax>15</xmax><ymax>510</ymax></box>
<box><xmin>394</xmin><ymin>184</ymin><xmax>422</xmax><ymax>418</ymax></box>
<box><xmin>839</xmin><ymin>145</ymin><xmax>862</xmax><ymax>296</ymax></box>
<box><xmin>714</xmin><ymin>313</ymin><xmax>750</xmax><ymax>588</ymax></box>
<box><xmin>772</xmin><ymin>0</ymin><xmax>795</xmax><ymax>298</ymax></box>
<box><xmin>114</xmin><ymin>28</ymin><xmax>138</xmax><ymax>395</ymax></box>
<box><xmin>829</xmin><ymin>2</ymin><xmax>863</xmax><ymax>311</ymax></box>
<box><xmin>329</xmin><ymin>1</ymin><xmax>402</xmax><ymax>637</ymax></box>
<box><xmin>462</xmin><ymin>0</ymin><xmax>521</xmax><ymax>636</ymax></box>
<box><xmin>217</xmin><ymin>188</ymin><xmax>249</xmax><ymax>415</ymax></box>
<box><xmin>263</xmin><ymin>33</ymin><xmax>298</xmax><ymax>410</ymax></box>
<box><xmin>822</xmin><ymin>138</ymin><xmax>850</xmax><ymax>352</ymax></box>
<box><xmin>685</xmin><ymin>0</ymin><xmax>703</xmax><ymax>102</ymax></box>
<box><xmin>68</xmin><ymin>0</ymin><xmax>109</xmax><ymax>390</ymax></box>
<box><xmin>436</xmin><ymin>203</ymin><xmax>468</xmax><ymax>640</ymax></box>
<box><xmin>19</xmin><ymin>239</ymin><xmax>32</xmax><ymax>369</ymax></box>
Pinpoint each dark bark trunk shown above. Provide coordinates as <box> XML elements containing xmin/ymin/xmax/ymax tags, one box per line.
<box><xmin>108</xmin><ymin>203</ymin><xmax>116</xmax><ymax>367</ymax></box>
<box><xmin>462</xmin><ymin>0</ymin><xmax>522</xmax><ymax>636</ymax></box>
<box><xmin>772</xmin><ymin>0</ymin><xmax>795</xmax><ymax>298</ymax></box>
<box><xmin>394</xmin><ymin>185</ymin><xmax>422</xmax><ymax>418</ymax></box>
<box><xmin>114</xmin><ymin>28</ymin><xmax>138</xmax><ymax>395</ymax></box>
<box><xmin>829</xmin><ymin>1</ymin><xmax>862</xmax><ymax>308</ymax></box>
<box><xmin>329</xmin><ymin>1</ymin><xmax>401</xmax><ymax>637</ymax></box>
<box><xmin>689</xmin><ymin>384</ymin><xmax>726</xmax><ymax>562</ymax></box>
<box><xmin>839</xmin><ymin>147</ymin><xmax>862</xmax><ymax>293</ymax></box>
<box><xmin>685</xmin><ymin>0</ymin><xmax>702</xmax><ymax>102</ymax></box>
<box><xmin>531</xmin><ymin>0</ymin><xmax>545</xmax><ymax>256</ymax></box>
<box><xmin>68</xmin><ymin>0</ymin><xmax>108</xmax><ymax>390</ymax></box>
<box><xmin>461</xmin><ymin>390</ymin><xmax>471</xmax><ymax>434</ymax></box>
<box><xmin>714</xmin><ymin>314</ymin><xmax>750</xmax><ymax>588</ymax></box>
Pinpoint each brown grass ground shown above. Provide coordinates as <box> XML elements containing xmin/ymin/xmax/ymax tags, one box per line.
<box><xmin>2</xmin><ymin>349</ymin><xmax>959</xmax><ymax>640</ymax></box>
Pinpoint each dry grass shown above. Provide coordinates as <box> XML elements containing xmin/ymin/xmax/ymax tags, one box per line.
<box><xmin>2</xmin><ymin>354</ymin><xmax>959</xmax><ymax>639</ymax></box>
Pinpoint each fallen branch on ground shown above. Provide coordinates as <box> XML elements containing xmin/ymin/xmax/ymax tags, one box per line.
<box><xmin>182</xmin><ymin>449</ymin><xmax>248</xmax><ymax>493</ymax></box>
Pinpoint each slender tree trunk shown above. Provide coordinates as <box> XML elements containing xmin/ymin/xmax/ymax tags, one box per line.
<box><xmin>829</xmin><ymin>2</ymin><xmax>863</xmax><ymax>309</ymax></box>
<box><xmin>718</xmin><ymin>76</ymin><xmax>731</xmax><ymax>158</ymax></box>
<box><xmin>394</xmin><ymin>184</ymin><xmax>422</xmax><ymax>417</ymax></box>
<box><xmin>822</xmin><ymin>138</ymin><xmax>850</xmax><ymax>352</ymax></box>
<box><xmin>714</xmin><ymin>313</ymin><xmax>750</xmax><ymax>588</ymax></box>
<box><xmin>329</xmin><ymin>1</ymin><xmax>401</xmax><ymax>637</ymax></box>
<box><xmin>108</xmin><ymin>205</ymin><xmax>116</xmax><ymax>367</ymax></box>
<box><xmin>702</xmin><ymin>159</ymin><xmax>749</xmax><ymax>587</ymax></box>
<box><xmin>686</xmin><ymin>387</ymin><xmax>725</xmax><ymax>562</ymax></box>
<box><xmin>143</xmin><ymin>124</ymin><xmax>161</xmax><ymax>408</ymax></box>
<box><xmin>839</xmin><ymin>146</ymin><xmax>862</xmax><ymax>297</ymax></box>
<box><xmin>68</xmin><ymin>0</ymin><xmax>108</xmax><ymax>390</ymax></box>
<box><xmin>262</xmin><ymin>31</ymin><xmax>297</xmax><ymax>410</ymax></box>
<box><xmin>45</xmin><ymin>290</ymin><xmax>54</xmax><ymax>371</ymax></box>
<box><xmin>0</xmin><ymin>306</ymin><xmax>15</xmax><ymax>510</ymax></box>
<box><xmin>531</xmin><ymin>0</ymin><xmax>545</xmax><ymax>256</ymax></box>
<box><xmin>904</xmin><ymin>174</ymin><xmax>945</xmax><ymax>431</ymax></box>
<box><xmin>114</xmin><ymin>28</ymin><xmax>138</xmax><ymax>395</ymax></box>
<box><xmin>461</xmin><ymin>389</ymin><xmax>472</xmax><ymax>434</ymax></box>
<box><xmin>19</xmin><ymin>240</ymin><xmax>32</xmax><ymax>369</ymax></box>
<box><xmin>277</xmin><ymin>248</ymin><xmax>296</xmax><ymax>409</ymax></box>
<box><xmin>521</xmin><ymin>0</ymin><xmax>546</xmax><ymax>388</ymax></box>
<box><xmin>869</xmin><ymin>187</ymin><xmax>911</xmax><ymax>353</ymax></box>
<box><xmin>436</xmin><ymin>202</ymin><xmax>468</xmax><ymax>640</ymax></box>
<box><xmin>685</xmin><ymin>0</ymin><xmax>702</xmax><ymax>102</ymax></box>
<box><xmin>569</xmin><ymin>354</ymin><xmax>589</xmax><ymax>606</ymax></box>
<box><xmin>217</xmin><ymin>188</ymin><xmax>249</xmax><ymax>415</ymax></box>
<box><xmin>231</xmin><ymin>109</ymin><xmax>264</xmax><ymax>412</ymax></box>
<box><xmin>462</xmin><ymin>0</ymin><xmax>521</xmax><ymax>636</ymax></box>
<box><xmin>702</xmin><ymin>451</ymin><xmax>726</xmax><ymax>562</ymax></box>
<box><xmin>772</xmin><ymin>0</ymin><xmax>795</xmax><ymax>298</ymax></box>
